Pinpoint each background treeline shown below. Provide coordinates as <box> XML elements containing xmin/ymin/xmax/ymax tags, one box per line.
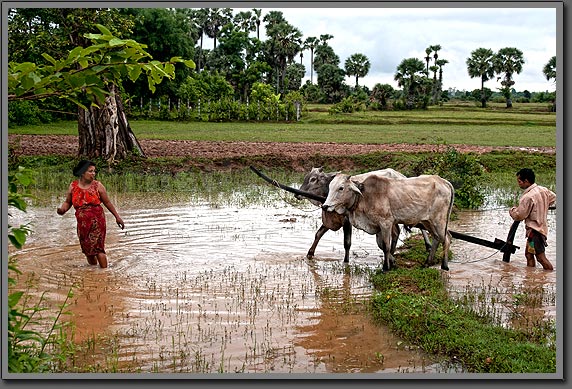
<box><xmin>8</xmin><ymin>8</ymin><xmax>556</xmax><ymax>126</ymax></box>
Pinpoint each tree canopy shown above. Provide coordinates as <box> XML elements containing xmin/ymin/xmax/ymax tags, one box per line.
<box><xmin>8</xmin><ymin>24</ymin><xmax>195</xmax><ymax>108</ymax></box>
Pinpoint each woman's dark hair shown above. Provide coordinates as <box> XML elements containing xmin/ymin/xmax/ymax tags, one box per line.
<box><xmin>516</xmin><ymin>168</ymin><xmax>535</xmax><ymax>184</ymax></box>
<box><xmin>73</xmin><ymin>160</ymin><xmax>95</xmax><ymax>177</ymax></box>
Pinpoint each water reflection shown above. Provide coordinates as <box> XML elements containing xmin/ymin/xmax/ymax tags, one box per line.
<box><xmin>8</xmin><ymin>194</ymin><xmax>557</xmax><ymax>374</ymax></box>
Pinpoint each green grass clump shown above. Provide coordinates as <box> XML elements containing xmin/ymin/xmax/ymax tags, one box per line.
<box><xmin>369</xmin><ymin>260</ymin><xmax>556</xmax><ymax>373</ymax></box>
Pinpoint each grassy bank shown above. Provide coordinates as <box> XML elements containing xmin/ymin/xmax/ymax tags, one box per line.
<box><xmin>368</xmin><ymin>238</ymin><xmax>556</xmax><ymax>373</ymax></box>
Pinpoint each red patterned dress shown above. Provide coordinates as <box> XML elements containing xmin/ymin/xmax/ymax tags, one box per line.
<box><xmin>71</xmin><ymin>180</ymin><xmax>106</xmax><ymax>256</ymax></box>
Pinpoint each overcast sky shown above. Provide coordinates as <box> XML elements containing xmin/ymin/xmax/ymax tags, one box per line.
<box><xmin>229</xmin><ymin>6</ymin><xmax>557</xmax><ymax>93</ymax></box>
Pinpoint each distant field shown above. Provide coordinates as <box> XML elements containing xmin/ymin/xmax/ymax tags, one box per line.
<box><xmin>9</xmin><ymin>102</ymin><xmax>557</xmax><ymax>148</ymax></box>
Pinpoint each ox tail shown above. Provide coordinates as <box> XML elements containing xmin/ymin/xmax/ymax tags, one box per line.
<box><xmin>445</xmin><ymin>180</ymin><xmax>455</xmax><ymax>238</ymax></box>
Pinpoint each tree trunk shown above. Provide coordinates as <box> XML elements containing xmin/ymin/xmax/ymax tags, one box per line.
<box><xmin>78</xmin><ymin>84</ymin><xmax>146</xmax><ymax>162</ymax></box>
<box><xmin>480</xmin><ymin>77</ymin><xmax>486</xmax><ymax>108</ymax></box>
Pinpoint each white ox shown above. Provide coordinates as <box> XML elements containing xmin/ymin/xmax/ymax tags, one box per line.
<box><xmin>296</xmin><ymin>168</ymin><xmax>406</xmax><ymax>262</ymax></box>
<box><xmin>322</xmin><ymin>173</ymin><xmax>454</xmax><ymax>271</ymax></box>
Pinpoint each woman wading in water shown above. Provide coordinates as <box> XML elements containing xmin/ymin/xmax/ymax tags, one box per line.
<box><xmin>57</xmin><ymin>160</ymin><xmax>124</xmax><ymax>268</ymax></box>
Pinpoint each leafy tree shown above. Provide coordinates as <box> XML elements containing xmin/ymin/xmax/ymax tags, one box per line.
<box><xmin>466</xmin><ymin>48</ymin><xmax>496</xmax><ymax>108</ymax></box>
<box><xmin>494</xmin><ymin>47</ymin><xmax>525</xmax><ymax>108</ymax></box>
<box><xmin>8</xmin><ymin>8</ymin><xmax>134</xmax><ymax>64</ymax></box>
<box><xmin>120</xmin><ymin>8</ymin><xmax>197</xmax><ymax>100</ymax></box>
<box><xmin>344</xmin><ymin>53</ymin><xmax>371</xmax><ymax>87</ymax></box>
<box><xmin>470</xmin><ymin>87</ymin><xmax>493</xmax><ymax>103</ymax></box>
<box><xmin>8</xmin><ymin>8</ymin><xmax>134</xmax><ymax>122</ymax></box>
<box><xmin>300</xmin><ymin>81</ymin><xmax>323</xmax><ymax>103</ymax></box>
<box><xmin>8</xmin><ymin>24</ymin><xmax>195</xmax><ymax>161</ymax></box>
<box><xmin>317</xmin><ymin>63</ymin><xmax>346</xmax><ymax>103</ymax></box>
<box><xmin>284</xmin><ymin>63</ymin><xmax>306</xmax><ymax>92</ymax></box>
<box><xmin>177</xmin><ymin>71</ymin><xmax>233</xmax><ymax>106</ymax></box>
<box><xmin>370</xmin><ymin>83</ymin><xmax>395</xmax><ymax>110</ymax></box>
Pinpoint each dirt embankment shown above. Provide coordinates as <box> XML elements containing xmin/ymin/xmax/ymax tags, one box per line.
<box><xmin>8</xmin><ymin>134</ymin><xmax>556</xmax><ymax>172</ymax></box>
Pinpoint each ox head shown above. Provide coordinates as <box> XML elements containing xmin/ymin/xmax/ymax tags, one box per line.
<box><xmin>296</xmin><ymin>167</ymin><xmax>339</xmax><ymax>206</ymax></box>
<box><xmin>322</xmin><ymin>174</ymin><xmax>363</xmax><ymax>215</ymax></box>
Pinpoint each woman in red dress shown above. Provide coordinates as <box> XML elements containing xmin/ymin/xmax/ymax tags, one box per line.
<box><xmin>57</xmin><ymin>160</ymin><xmax>125</xmax><ymax>268</ymax></box>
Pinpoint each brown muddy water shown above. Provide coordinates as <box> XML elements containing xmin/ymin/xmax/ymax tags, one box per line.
<box><xmin>8</xmin><ymin>191</ymin><xmax>557</xmax><ymax>375</ymax></box>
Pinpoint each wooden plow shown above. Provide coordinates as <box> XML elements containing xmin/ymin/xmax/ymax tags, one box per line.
<box><xmin>250</xmin><ymin>166</ymin><xmax>522</xmax><ymax>263</ymax></box>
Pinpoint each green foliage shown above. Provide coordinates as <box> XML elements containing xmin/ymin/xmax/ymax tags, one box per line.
<box><xmin>300</xmin><ymin>82</ymin><xmax>324</xmax><ymax>103</ymax></box>
<box><xmin>8</xmin><ymin>24</ymin><xmax>195</xmax><ymax>108</ymax></box>
<box><xmin>8</xmin><ymin>101</ymin><xmax>49</xmax><ymax>126</ymax></box>
<box><xmin>409</xmin><ymin>147</ymin><xmax>485</xmax><ymax>209</ymax></box>
<box><xmin>328</xmin><ymin>96</ymin><xmax>366</xmax><ymax>114</ymax></box>
<box><xmin>369</xmin><ymin>265</ymin><xmax>556</xmax><ymax>373</ymax></box>
<box><xmin>177</xmin><ymin>71</ymin><xmax>234</xmax><ymax>105</ymax></box>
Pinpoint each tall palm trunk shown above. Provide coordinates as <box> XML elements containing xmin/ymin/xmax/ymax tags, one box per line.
<box><xmin>78</xmin><ymin>84</ymin><xmax>146</xmax><ymax>162</ymax></box>
<box><xmin>480</xmin><ymin>76</ymin><xmax>487</xmax><ymax>108</ymax></box>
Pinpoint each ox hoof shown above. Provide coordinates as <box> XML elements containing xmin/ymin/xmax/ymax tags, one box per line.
<box><xmin>441</xmin><ymin>265</ymin><xmax>449</xmax><ymax>271</ymax></box>
<box><xmin>306</xmin><ymin>254</ymin><xmax>314</xmax><ymax>260</ymax></box>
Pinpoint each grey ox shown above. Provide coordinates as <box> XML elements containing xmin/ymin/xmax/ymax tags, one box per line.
<box><xmin>296</xmin><ymin>167</ymin><xmax>417</xmax><ymax>262</ymax></box>
<box><xmin>322</xmin><ymin>173</ymin><xmax>454</xmax><ymax>271</ymax></box>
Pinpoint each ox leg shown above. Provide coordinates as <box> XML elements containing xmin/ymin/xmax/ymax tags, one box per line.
<box><xmin>441</xmin><ymin>232</ymin><xmax>451</xmax><ymax>271</ymax></box>
<box><xmin>421</xmin><ymin>230</ymin><xmax>432</xmax><ymax>252</ymax></box>
<box><xmin>425</xmin><ymin>237</ymin><xmax>439</xmax><ymax>268</ymax></box>
<box><xmin>390</xmin><ymin>224</ymin><xmax>400</xmax><ymax>255</ymax></box>
<box><xmin>307</xmin><ymin>225</ymin><xmax>329</xmax><ymax>259</ymax></box>
<box><xmin>376</xmin><ymin>232</ymin><xmax>394</xmax><ymax>271</ymax></box>
<box><xmin>343</xmin><ymin>218</ymin><xmax>352</xmax><ymax>263</ymax></box>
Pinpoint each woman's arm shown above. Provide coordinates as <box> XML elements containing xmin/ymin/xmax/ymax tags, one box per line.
<box><xmin>98</xmin><ymin>182</ymin><xmax>125</xmax><ymax>229</ymax></box>
<box><xmin>57</xmin><ymin>184</ymin><xmax>73</xmax><ymax>215</ymax></box>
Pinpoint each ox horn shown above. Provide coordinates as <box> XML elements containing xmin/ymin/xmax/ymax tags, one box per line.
<box><xmin>250</xmin><ymin>166</ymin><xmax>327</xmax><ymax>203</ymax></box>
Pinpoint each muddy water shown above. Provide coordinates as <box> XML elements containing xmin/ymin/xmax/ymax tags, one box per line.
<box><xmin>8</xmin><ymin>193</ymin><xmax>557</xmax><ymax>374</ymax></box>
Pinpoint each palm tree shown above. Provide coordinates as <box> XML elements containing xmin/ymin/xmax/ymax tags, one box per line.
<box><xmin>319</xmin><ymin>34</ymin><xmax>334</xmax><ymax>46</ymax></box>
<box><xmin>204</xmin><ymin>8</ymin><xmax>232</xmax><ymax>49</ymax></box>
<box><xmin>371</xmin><ymin>83</ymin><xmax>394</xmax><ymax>110</ymax></box>
<box><xmin>251</xmin><ymin>8</ymin><xmax>262</xmax><ymax>40</ymax></box>
<box><xmin>304</xmin><ymin>36</ymin><xmax>319</xmax><ymax>83</ymax></box>
<box><xmin>466</xmin><ymin>48</ymin><xmax>496</xmax><ymax>108</ymax></box>
<box><xmin>424</xmin><ymin>47</ymin><xmax>432</xmax><ymax>73</ymax></box>
<box><xmin>394</xmin><ymin>57</ymin><xmax>427</xmax><ymax>109</ymax></box>
<box><xmin>263</xmin><ymin>10</ymin><xmax>286</xmax><ymax>31</ymax></box>
<box><xmin>233</xmin><ymin>10</ymin><xmax>255</xmax><ymax>35</ymax></box>
<box><xmin>344</xmin><ymin>53</ymin><xmax>371</xmax><ymax>87</ymax></box>
<box><xmin>266</xmin><ymin>20</ymin><xmax>303</xmax><ymax>93</ymax></box>
<box><xmin>494</xmin><ymin>47</ymin><xmax>525</xmax><ymax>108</ymax></box>
<box><xmin>543</xmin><ymin>56</ymin><xmax>556</xmax><ymax>112</ymax></box>
<box><xmin>435</xmin><ymin>58</ymin><xmax>448</xmax><ymax>101</ymax></box>
<box><xmin>543</xmin><ymin>55</ymin><xmax>556</xmax><ymax>82</ymax></box>
<box><xmin>189</xmin><ymin>8</ymin><xmax>209</xmax><ymax>72</ymax></box>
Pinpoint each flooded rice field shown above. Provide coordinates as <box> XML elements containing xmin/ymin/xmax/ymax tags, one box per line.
<box><xmin>8</xmin><ymin>190</ymin><xmax>557</xmax><ymax>375</ymax></box>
